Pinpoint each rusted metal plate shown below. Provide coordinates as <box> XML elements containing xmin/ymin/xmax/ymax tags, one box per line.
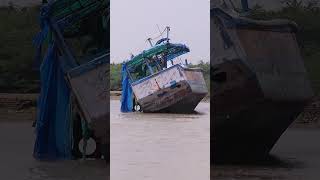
<box><xmin>237</xmin><ymin>29</ymin><xmax>313</xmax><ymax>100</ymax></box>
<box><xmin>67</xmin><ymin>55</ymin><xmax>109</xmax><ymax>139</ymax></box>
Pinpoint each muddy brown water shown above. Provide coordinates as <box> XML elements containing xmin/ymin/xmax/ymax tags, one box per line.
<box><xmin>0</xmin><ymin>111</ymin><xmax>108</xmax><ymax>180</ymax></box>
<box><xmin>110</xmin><ymin>100</ymin><xmax>210</xmax><ymax>180</ymax></box>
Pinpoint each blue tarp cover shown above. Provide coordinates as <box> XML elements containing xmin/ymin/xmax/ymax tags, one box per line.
<box><xmin>33</xmin><ymin>43</ymin><xmax>72</xmax><ymax>160</ymax></box>
<box><xmin>120</xmin><ymin>63</ymin><xmax>133</xmax><ymax>112</ymax></box>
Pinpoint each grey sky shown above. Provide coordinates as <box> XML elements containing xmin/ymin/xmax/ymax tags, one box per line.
<box><xmin>111</xmin><ymin>0</ymin><xmax>210</xmax><ymax>64</ymax></box>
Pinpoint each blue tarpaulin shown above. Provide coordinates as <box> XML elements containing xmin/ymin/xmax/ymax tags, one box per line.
<box><xmin>121</xmin><ymin>63</ymin><xmax>133</xmax><ymax>112</ymax></box>
<box><xmin>33</xmin><ymin>43</ymin><xmax>72</xmax><ymax>160</ymax></box>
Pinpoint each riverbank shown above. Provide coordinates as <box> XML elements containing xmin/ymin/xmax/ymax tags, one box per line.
<box><xmin>0</xmin><ymin>0</ymin><xmax>41</xmax><ymax>7</ymax></box>
<box><xmin>1</xmin><ymin>93</ymin><xmax>318</xmax><ymax>127</ymax></box>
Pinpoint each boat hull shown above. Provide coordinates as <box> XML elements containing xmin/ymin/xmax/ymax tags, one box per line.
<box><xmin>138</xmin><ymin>80</ymin><xmax>207</xmax><ymax>113</ymax></box>
<box><xmin>132</xmin><ymin>65</ymin><xmax>208</xmax><ymax>113</ymax></box>
<box><xmin>211</xmin><ymin>59</ymin><xmax>313</xmax><ymax>162</ymax></box>
<box><xmin>212</xmin><ymin>99</ymin><xmax>307</xmax><ymax>162</ymax></box>
<box><xmin>210</xmin><ymin>7</ymin><xmax>314</xmax><ymax>162</ymax></box>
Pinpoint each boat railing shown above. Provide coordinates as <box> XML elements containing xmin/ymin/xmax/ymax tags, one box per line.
<box><xmin>130</xmin><ymin>64</ymin><xmax>203</xmax><ymax>86</ymax></box>
<box><xmin>130</xmin><ymin>64</ymin><xmax>182</xmax><ymax>86</ymax></box>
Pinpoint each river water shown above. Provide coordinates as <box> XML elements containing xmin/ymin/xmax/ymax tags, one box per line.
<box><xmin>110</xmin><ymin>100</ymin><xmax>210</xmax><ymax>180</ymax></box>
<box><xmin>212</xmin><ymin>128</ymin><xmax>320</xmax><ymax>180</ymax></box>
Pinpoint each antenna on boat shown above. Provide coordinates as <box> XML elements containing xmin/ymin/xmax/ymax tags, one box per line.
<box><xmin>157</xmin><ymin>24</ymin><xmax>163</xmax><ymax>38</ymax></box>
<box><xmin>147</xmin><ymin>38</ymin><xmax>153</xmax><ymax>47</ymax></box>
<box><xmin>166</xmin><ymin>26</ymin><xmax>170</xmax><ymax>42</ymax></box>
<box><xmin>146</xmin><ymin>26</ymin><xmax>170</xmax><ymax>47</ymax></box>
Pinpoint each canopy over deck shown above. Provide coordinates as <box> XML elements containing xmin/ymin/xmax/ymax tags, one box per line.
<box><xmin>45</xmin><ymin>0</ymin><xmax>108</xmax><ymax>32</ymax></box>
<box><xmin>125</xmin><ymin>42</ymin><xmax>189</xmax><ymax>69</ymax></box>
<box><xmin>210</xmin><ymin>4</ymin><xmax>298</xmax><ymax>32</ymax></box>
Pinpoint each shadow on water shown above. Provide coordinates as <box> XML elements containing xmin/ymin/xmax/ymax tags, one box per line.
<box><xmin>142</xmin><ymin>110</ymin><xmax>205</xmax><ymax>115</ymax></box>
<box><xmin>213</xmin><ymin>154</ymin><xmax>303</xmax><ymax>169</ymax></box>
<box><xmin>211</xmin><ymin>155</ymin><xmax>307</xmax><ymax>180</ymax></box>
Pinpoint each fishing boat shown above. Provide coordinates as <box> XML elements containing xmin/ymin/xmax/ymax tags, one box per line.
<box><xmin>33</xmin><ymin>0</ymin><xmax>109</xmax><ymax>161</ymax></box>
<box><xmin>211</xmin><ymin>1</ymin><xmax>314</xmax><ymax>162</ymax></box>
<box><xmin>121</xmin><ymin>27</ymin><xmax>208</xmax><ymax>113</ymax></box>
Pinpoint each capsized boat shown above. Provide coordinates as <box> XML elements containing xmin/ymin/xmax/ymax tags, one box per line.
<box><xmin>121</xmin><ymin>28</ymin><xmax>208</xmax><ymax>113</ymax></box>
<box><xmin>211</xmin><ymin>1</ymin><xmax>314</xmax><ymax>162</ymax></box>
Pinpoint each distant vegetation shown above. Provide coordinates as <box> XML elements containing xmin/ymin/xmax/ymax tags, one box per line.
<box><xmin>0</xmin><ymin>6</ymin><xmax>40</xmax><ymax>93</ymax></box>
<box><xmin>249</xmin><ymin>0</ymin><xmax>320</xmax><ymax>93</ymax></box>
<box><xmin>110</xmin><ymin>63</ymin><xmax>122</xmax><ymax>91</ymax></box>
<box><xmin>189</xmin><ymin>61</ymin><xmax>210</xmax><ymax>93</ymax></box>
<box><xmin>110</xmin><ymin>61</ymin><xmax>210</xmax><ymax>92</ymax></box>
<box><xmin>0</xmin><ymin>1</ymin><xmax>319</xmax><ymax>95</ymax></box>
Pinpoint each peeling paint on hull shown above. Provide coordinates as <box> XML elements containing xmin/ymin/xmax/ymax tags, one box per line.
<box><xmin>132</xmin><ymin>65</ymin><xmax>208</xmax><ymax>113</ymax></box>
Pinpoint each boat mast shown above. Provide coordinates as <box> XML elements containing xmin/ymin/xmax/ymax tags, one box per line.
<box><xmin>241</xmin><ymin>0</ymin><xmax>249</xmax><ymax>12</ymax></box>
<box><xmin>166</xmin><ymin>26</ymin><xmax>170</xmax><ymax>42</ymax></box>
<box><xmin>147</xmin><ymin>38</ymin><xmax>153</xmax><ymax>47</ymax></box>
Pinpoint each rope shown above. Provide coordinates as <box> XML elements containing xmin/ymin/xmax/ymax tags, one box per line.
<box><xmin>147</xmin><ymin>27</ymin><xmax>168</xmax><ymax>42</ymax></box>
<box><xmin>81</xmin><ymin>116</ymin><xmax>90</xmax><ymax>159</ymax></box>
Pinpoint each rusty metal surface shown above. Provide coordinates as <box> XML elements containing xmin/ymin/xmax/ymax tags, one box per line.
<box><xmin>68</xmin><ymin>61</ymin><xmax>109</xmax><ymax>139</ymax></box>
<box><xmin>237</xmin><ymin>29</ymin><xmax>313</xmax><ymax>100</ymax></box>
<box><xmin>132</xmin><ymin>65</ymin><xmax>207</xmax><ymax>100</ymax></box>
<box><xmin>133</xmin><ymin>66</ymin><xmax>207</xmax><ymax>113</ymax></box>
<box><xmin>138</xmin><ymin>80</ymin><xmax>207</xmax><ymax>113</ymax></box>
<box><xmin>211</xmin><ymin>8</ymin><xmax>314</xmax><ymax>160</ymax></box>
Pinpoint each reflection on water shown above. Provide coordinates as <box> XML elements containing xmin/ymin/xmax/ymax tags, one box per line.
<box><xmin>110</xmin><ymin>100</ymin><xmax>210</xmax><ymax>180</ymax></box>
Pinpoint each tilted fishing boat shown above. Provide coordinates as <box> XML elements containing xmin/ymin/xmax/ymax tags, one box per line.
<box><xmin>121</xmin><ymin>28</ymin><xmax>208</xmax><ymax>113</ymax></box>
<box><xmin>33</xmin><ymin>0</ymin><xmax>109</xmax><ymax>161</ymax></box>
<box><xmin>211</xmin><ymin>1</ymin><xmax>314</xmax><ymax>162</ymax></box>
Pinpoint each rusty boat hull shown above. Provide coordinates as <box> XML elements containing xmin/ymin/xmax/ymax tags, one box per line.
<box><xmin>139</xmin><ymin>80</ymin><xmax>207</xmax><ymax>113</ymax></box>
<box><xmin>211</xmin><ymin>60</ymin><xmax>310</xmax><ymax>162</ymax></box>
<box><xmin>132</xmin><ymin>65</ymin><xmax>208</xmax><ymax>113</ymax></box>
<box><xmin>210</xmin><ymin>7</ymin><xmax>314</xmax><ymax>162</ymax></box>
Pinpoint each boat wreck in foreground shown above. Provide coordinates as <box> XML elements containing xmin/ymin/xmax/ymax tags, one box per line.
<box><xmin>121</xmin><ymin>28</ymin><xmax>208</xmax><ymax>113</ymax></box>
<box><xmin>211</xmin><ymin>2</ymin><xmax>314</xmax><ymax>162</ymax></box>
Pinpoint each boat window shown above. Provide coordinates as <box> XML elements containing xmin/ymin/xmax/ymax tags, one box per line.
<box><xmin>128</xmin><ymin>57</ymin><xmax>166</xmax><ymax>82</ymax></box>
<box><xmin>128</xmin><ymin>62</ymin><xmax>151</xmax><ymax>82</ymax></box>
<box><xmin>156</xmin><ymin>54</ymin><xmax>168</xmax><ymax>69</ymax></box>
<box><xmin>147</xmin><ymin>58</ymin><xmax>162</xmax><ymax>73</ymax></box>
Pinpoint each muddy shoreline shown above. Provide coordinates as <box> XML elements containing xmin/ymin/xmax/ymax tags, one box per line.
<box><xmin>1</xmin><ymin>93</ymin><xmax>317</xmax><ymax>127</ymax></box>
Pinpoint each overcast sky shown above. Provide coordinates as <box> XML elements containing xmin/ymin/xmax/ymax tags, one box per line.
<box><xmin>110</xmin><ymin>0</ymin><xmax>210</xmax><ymax>64</ymax></box>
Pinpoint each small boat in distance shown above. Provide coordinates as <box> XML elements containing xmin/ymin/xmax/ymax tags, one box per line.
<box><xmin>121</xmin><ymin>27</ymin><xmax>208</xmax><ymax>113</ymax></box>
